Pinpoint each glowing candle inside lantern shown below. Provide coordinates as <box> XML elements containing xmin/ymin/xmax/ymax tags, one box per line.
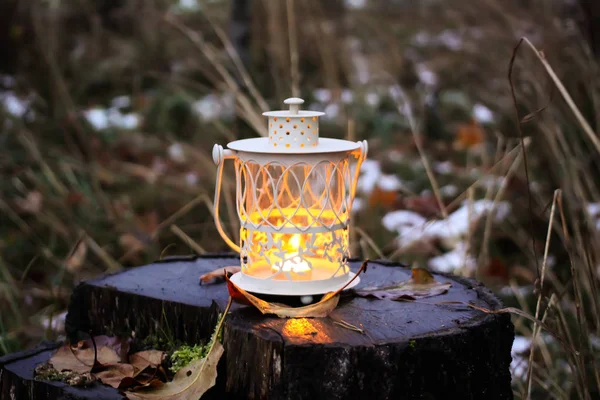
<box><xmin>272</xmin><ymin>235</ymin><xmax>312</xmax><ymax>274</ymax></box>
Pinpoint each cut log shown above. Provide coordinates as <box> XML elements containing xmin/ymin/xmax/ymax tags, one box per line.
<box><xmin>0</xmin><ymin>341</ymin><xmax>123</xmax><ymax>399</ymax></box>
<box><xmin>2</xmin><ymin>255</ymin><xmax>515</xmax><ymax>399</ymax></box>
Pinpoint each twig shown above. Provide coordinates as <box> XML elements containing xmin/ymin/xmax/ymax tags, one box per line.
<box><xmin>330</xmin><ymin>318</ymin><xmax>364</xmax><ymax>334</ymax></box>
<box><xmin>85</xmin><ymin>236</ymin><xmax>122</xmax><ymax>272</ymax></box>
<box><xmin>286</xmin><ymin>0</ymin><xmax>300</xmax><ymax>96</ymax></box>
<box><xmin>170</xmin><ymin>224</ymin><xmax>207</xmax><ymax>255</ymax></box>
<box><xmin>526</xmin><ymin>189</ymin><xmax>559</xmax><ymax>399</ymax></box>
<box><xmin>154</xmin><ymin>194</ymin><xmax>211</xmax><ymax>238</ymax></box>
<box><xmin>508</xmin><ymin>38</ymin><xmax>540</xmax><ymax>280</ymax></box>
<box><xmin>390</xmin><ymin>84</ymin><xmax>447</xmax><ymax>219</ymax></box>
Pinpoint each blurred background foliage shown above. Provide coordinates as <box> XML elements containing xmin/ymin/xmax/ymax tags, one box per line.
<box><xmin>1</xmin><ymin>0</ymin><xmax>600</xmax><ymax>398</ymax></box>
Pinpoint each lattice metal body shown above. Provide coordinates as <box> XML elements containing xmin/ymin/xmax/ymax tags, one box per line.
<box><xmin>213</xmin><ymin>98</ymin><xmax>367</xmax><ymax>295</ymax></box>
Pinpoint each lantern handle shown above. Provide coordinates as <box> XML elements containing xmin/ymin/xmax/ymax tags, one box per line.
<box><xmin>212</xmin><ymin>144</ymin><xmax>241</xmax><ymax>253</ymax></box>
<box><xmin>350</xmin><ymin>140</ymin><xmax>368</xmax><ymax>198</ymax></box>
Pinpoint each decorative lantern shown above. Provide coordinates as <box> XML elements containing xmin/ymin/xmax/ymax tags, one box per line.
<box><xmin>212</xmin><ymin>97</ymin><xmax>367</xmax><ymax>296</ymax></box>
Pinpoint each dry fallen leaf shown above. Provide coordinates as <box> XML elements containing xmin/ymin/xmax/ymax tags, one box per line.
<box><xmin>14</xmin><ymin>191</ymin><xmax>43</xmax><ymax>214</ymax></box>
<box><xmin>454</xmin><ymin>120</ymin><xmax>485</xmax><ymax>150</ymax></box>
<box><xmin>199</xmin><ymin>266</ymin><xmax>241</xmax><ymax>285</ymax></box>
<box><xmin>125</xmin><ymin>297</ymin><xmax>233</xmax><ymax>400</ymax></box>
<box><xmin>228</xmin><ymin>278</ymin><xmax>340</xmax><ymax>318</ymax></box>
<box><xmin>368</xmin><ymin>187</ymin><xmax>398</xmax><ymax>209</ymax></box>
<box><xmin>50</xmin><ymin>343</ymin><xmax>121</xmax><ymax>374</ymax></box>
<box><xmin>355</xmin><ymin>267</ymin><xmax>451</xmax><ymax>300</ymax></box>
<box><xmin>94</xmin><ymin>363</ymin><xmax>136</xmax><ymax>389</ymax></box>
<box><xmin>120</xmin><ymin>374</ymin><xmax>165</xmax><ymax>391</ymax></box>
<box><xmin>125</xmin><ymin>343</ymin><xmax>223</xmax><ymax>400</ymax></box>
<box><xmin>129</xmin><ymin>350</ymin><xmax>166</xmax><ymax>374</ymax></box>
<box><xmin>225</xmin><ymin>261</ymin><xmax>368</xmax><ymax>318</ymax></box>
<box><xmin>65</xmin><ymin>240</ymin><xmax>88</xmax><ymax>273</ymax></box>
<box><xmin>91</xmin><ymin>336</ymin><xmax>130</xmax><ymax>362</ymax></box>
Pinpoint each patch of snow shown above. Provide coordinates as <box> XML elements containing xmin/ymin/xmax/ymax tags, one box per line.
<box><xmin>40</xmin><ymin>311</ymin><xmax>67</xmax><ymax>333</ymax></box>
<box><xmin>587</xmin><ymin>203</ymin><xmax>600</xmax><ymax>217</ymax></box>
<box><xmin>168</xmin><ymin>143</ymin><xmax>186</xmax><ymax>163</ymax></box>
<box><xmin>108</xmin><ymin>110</ymin><xmax>140</xmax><ymax>130</ymax></box>
<box><xmin>480</xmin><ymin>175</ymin><xmax>506</xmax><ymax>190</ymax></box>
<box><xmin>84</xmin><ymin>106</ymin><xmax>140</xmax><ymax>130</ymax></box>
<box><xmin>499</xmin><ymin>285</ymin><xmax>533</xmax><ymax>297</ymax></box>
<box><xmin>172</xmin><ymin>0</ymin><xmax>201</xmax><ymax>12</ymax></box>
<box><xmin>440</xmin><ymin>184</ymin><xmax>459</xmax><ymax>198</ymax></box>
<box><xmin>511</xmin><ymin>336</ymin><xmax>531</xmax><ymax>378</ymax></box>
<box><xmin>365</xmin><ymin>92</ymin><xmax>380</xmax><ymax>107</ymax></box>
<box><xmin>387</xmin><ymin>150</ymin><xmax>403</xmax><ymax>163</ymax></box>
<box><xmin>193</xmin><ymin>94</ymin><xmax>221</xmax><ymax>121</ymax></box>
<box><xmin>473</xmin><ymin>103</ymin><xmax>494</xmax><ymax>124</ymax></box>
<box><xmin>192</xmin><ymin>93</ymin><xmax>234</xmax><ymax>122</ymax></box>
<box><xmin>378</xmin><ymin>174</ymin><xmax>403</xmax><ymax>191</ymax></box>
<box><xmin>542</xmin><ymin>254</ymin><xmax>556</xmax><ymax>269</ymax></box>
<box><xmin>352</xmin><ymin>197</ymin><xmax>364</xmax><ymax>213</ymax></box>
<box><xmin>1</xmin><ymin>92</ymin><xmax>28</xmax><ymax>117</ymax></box>
<box><xmin>388</xmin><ymin>85</ymin><xmax>403</xmax><ymax>99</ymax></box>
<box><xmin>384</xmin><ymin>199</ymin><xmax>511</xmax><ymax>248</ymax></box>
<box><xmin>438</xmin><ymin>29</ymin><xmax>463</xmax><ymax>50</ymax></box>
<box><xmin>84</xmin><ymin>108</ymin><xmax>109</xmax><ymax>130</ymax></box>
<box><xmin>382</xmin><ymin>210</ymin><xmax>426</xmax><ymax>233</ymax></box>
<box><xmin>324</xmin><ymin>103</ymin><xmax>340</xmax><ymax>120</ymax></box>
<box><xmin>185</xmin><ymin>172</ymin><xmax>199</xmax><ymax>186</ymax></box>
<box><xmin>345</xmin><ymin>0</ymin><xmax>366</xmax><ymax>9</ymax></box>
<box><xmin>341</xmin><ymin>89</ymin><xmax>354</xmax><ymax>104</ymax></box>
<box><xmin>591</xmin><ymin>335</ymin><xmax>600</xmax><ymax>350</ymax></box>
<box><xmin>428</xmin><ymin>242</ymin><xmax>476</xmax><ymax>273</ymax></box>
<box><xmin>111</xmin><ymin>95</ymin><xmax>131</xmax><ymax>109</ymax></box>
<box><xmin>357</xmin><ymin>159</ymin><xmax>381</xmax><ymax>194</ymax></box>
<box><xmin>411</xmin><ymin>31</ymin><xmax>433</xmax><ymax>47</ymax></box>
<box><xmin>433</xmin><ymin>161</ymin><xmax>454</xmax><ymax>175</ymax></box>
<box><xmin>313</xmin><ymin>88</ymin><xmax>332</xmax><ymax>103</ymax></box>
<box><xmin>416</xmin><ymin>64</ymin><xmax>438</xmax><ymax>86</ymax></box>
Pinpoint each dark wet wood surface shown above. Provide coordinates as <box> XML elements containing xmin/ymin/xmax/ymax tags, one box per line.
<box><xmin>2</xmin><ymin>255</ymin><xmax>514</xmax><ymax>399</ymax></box>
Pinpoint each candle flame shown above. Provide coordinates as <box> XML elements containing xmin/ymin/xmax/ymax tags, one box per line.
<box><xmin>272</xmin><ymin>234</ymin><xmax>311</xmax><ymax>274</ymax></box>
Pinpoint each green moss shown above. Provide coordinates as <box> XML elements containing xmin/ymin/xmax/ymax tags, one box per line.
<box><xmin>169</xmin><ymin>312</ymin><xmax>223</xmax><ymax>373</ymax></box>
<box><xmin>34</xmin><ymin>363</ymin><xmax>94</xmax><ymax>387</ymax></box>
<box><xmin>170</xmin><ymin>343</ymin><xmax>208</xmax><ymax>373</ymax></box>
<box><xmin>409</xmin><ymin>339</ymin><xmax>416</xmax><ymax>349</ymax></box>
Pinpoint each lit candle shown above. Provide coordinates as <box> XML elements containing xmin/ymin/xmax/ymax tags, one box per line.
<box><xmin>272</xmin><ymin>235</ymin><xmax>312</xmax><ymax>275</ymax></box>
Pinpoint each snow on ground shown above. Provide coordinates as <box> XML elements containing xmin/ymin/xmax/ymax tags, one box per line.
<box><xmin>1</xmin><ymin>91</ymin><xmax>29</xmax><ymax>117</ymax></box>
<box><xmin>356</xmin><ymin>159</ymin><xmax>382</xmax><ymax>194</ymax></box>
<box><xmin>356</xmin><ymin>159</ymin><xmax>406</xmax><ymax>194</ymax></box>
<box><xmin>428</xmin><ymin>242</ymin><xmax>476</xmax><ymax>273</ymax></box>
<box><xmin>352</xmin><ymin>197</ymin><xmax>364</xmax><ymax>213</ymax></box>
<box><xmin>40</xmin><ymin>310</ymin><xmax>67</xmax><ymax>334</ymax></box>
<box><xmin>383</xmin><ymin>199</ymin><xmax>510</xmax><ymax>248</ymax></box>
<box><xmin>171</xmin><ymin>0</ymin><xmax>201</xmax><ymax>12</ymax></box>
<box><xmin>84</xmin><ymin>107</ymin><xmax>141</xmax><ymax>131</ymax></box>
<box><xmin>511</xmin><ymin>336</ymin><xmax>531</xmax><ymax>378</ymax></box>
<box><xmin>192</xmin><ymin>93</ymin><xmax>235</xmax><ymax>122</ymax></box>
<box><xmin>440</xmin><ymin>184</ymin><xmax>459</xmax><ymax>198</ymax></box>
<box><xmin>473</xmin><ymin>103</ymin><xmax>494</xmax><ymax>123</ymax></box>
<box><xmin>416</xmin><ymin>64</ymin><xmax>438</xmax><ymax>86</ymax></box>
<box><xmin>433</xmin><ymin>161</ymin><xmax>454</xmax><ymax>175</ymax></box>
<box><xmin>382</xmin><ymin>199</ymin><xmax>510</xmax><ymax>273</ymax></box>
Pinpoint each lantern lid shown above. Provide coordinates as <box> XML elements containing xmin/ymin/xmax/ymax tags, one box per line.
<box><xmin>261</xmin><ymin>97</ymin><xmax>325</xmax><ymax>118</ymax></box>
<box><xmin>227</xmin><ymin>97</ymin><xmax>361</xmax><ymax>154</ymax></box>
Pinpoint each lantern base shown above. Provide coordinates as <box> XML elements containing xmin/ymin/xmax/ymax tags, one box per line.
<box><xmin>229</xmin><ymin>271</ymin><xmax>361</xmax><ymax>296</ymax></box>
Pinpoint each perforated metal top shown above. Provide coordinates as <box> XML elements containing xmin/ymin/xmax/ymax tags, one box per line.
<box><xmin>227</xmin><ymin>97</ymin><xmax>360</xmax><ymax>154</ymax></box>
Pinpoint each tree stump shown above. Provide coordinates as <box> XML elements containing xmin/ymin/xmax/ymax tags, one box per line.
<box><xmin>2</xmin><ymin>255</ymin><xmax>515</xmax><ymax>399</ymax></box>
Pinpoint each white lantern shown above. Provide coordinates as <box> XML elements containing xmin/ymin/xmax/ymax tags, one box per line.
<box><xmin>212</xmin><ymin>97</ymin><xmax>367</xmax><ymax>296</ymax></box>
